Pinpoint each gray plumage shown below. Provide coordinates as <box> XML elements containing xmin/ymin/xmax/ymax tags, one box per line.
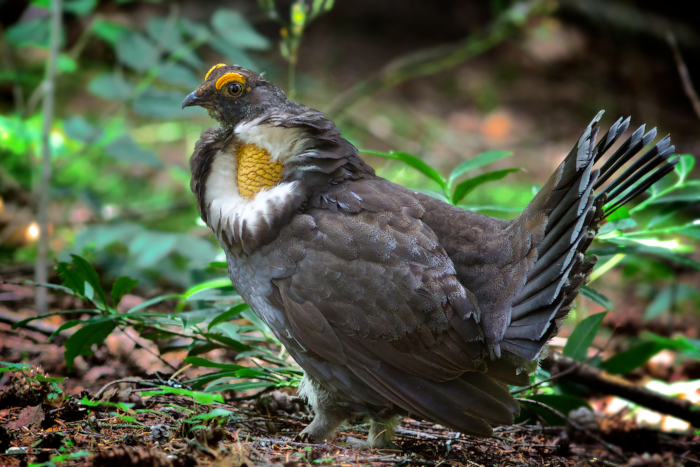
<box><xmin>183</xmin><ymin>65</ymin><xmax>678</xmax><ymax>446</ymax></box>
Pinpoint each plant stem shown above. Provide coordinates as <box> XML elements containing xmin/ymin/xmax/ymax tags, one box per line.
<box><xmin>35</xmin><ymin>0</ymin><xmax>62</xmax><ymax>314</ymax></box>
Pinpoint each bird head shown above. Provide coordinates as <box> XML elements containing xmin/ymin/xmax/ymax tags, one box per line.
<box><xmin>182</xmin><ymin>64</ymin><xmax>291</xmax><ymax>129</ymax></box>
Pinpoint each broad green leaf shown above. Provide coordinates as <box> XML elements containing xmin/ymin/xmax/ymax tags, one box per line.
<box><xmin>132</xmin><ymin>89</ymin><xmax>203</xmax><ymax>119</ymax></box>
<box><xmin>65</xmin><ymin>321</ymin><xmax>117</xmax><ymax>372</ymax></box>
<box><xmin>601</xmin><ymin>342</ymin><xmax>665</xmax><ymax>375</ymax></box>
<box><xmin>452</xmin><ymin>168</ymin><xmax>520</xmax><ymax>205</ymax></box>
<box><xmin>207</xmin><ymin>39</ymin><xmax>256</xmax><ymax>70</ymax></box>
<box><xmin>63</xmin><ymin>0</ymin><xmax>97</xmax><ymax>16</ymax></box>
<box><xmin>204</xmin><ymin>381</ymin><xmax>274</xmax><ymax>393</ymax></box>
<box><xmin>649</xmin><ymin>185</ymin><xmax>700</xmax><ymax>204</ymax></box>
<box><xmin>146</xmin><ymin>17</ymin><xmax>203</xmax><ymax>68</ymax></box>
<box><xmin>104</xmin><ymin>135</ymin><xmax>163</xmax><ymax>168</ymax></box>
<box><xmin>116</xmin><ymin>31</ymin><xmax>159</xmax><ymax>72</ymax></box>
<box><xmin>644</xmin><ymin>284</ymin><xmax>700</xmax><ymax>321</ymax></box>
<box><xmin>63</xmin><ymin>116</ymin><xmax>104</xmax><ymax>144</ymax></box>
<box><xmin>127</xmin><ymin>231</ymin><xmax>177</xmax><ymax>267</ymax></box>
<box><xmin>179</xmin><ymin>18</ymin><xmax>211</xmax><ymax>41</ymax></box>
<box><xmin>642</xmin><ymin>332</ymin><xmax>699</xmax><ymax>353</ymax></box>
<box><xmin>70</xmin><ymin>255</ymin><xmax>108</xmax><ymax>308</ymax></box>
<box><xmin>56</xmin><ymin>262</ymin><xmax>85</xmax><ymax>297</ymax></box>
<box><xmin>448</xmin><ymin>150</ymin><xmax>513</xmax><ymax>187</ymax></box>
<box><xmin>517</xmin><ymin>395</ymin><xmax>591</xmax><ymax>426</ymax></box>
<box><xmin>208</xmin><ymin>303</ymin><xmax>250</xmax><ymax>330</ymax></box>
<box><xmin>6</xmin><ymin>18</ymin><xmax>50</xmax><ymax>48</ymax></box>
<box><xmin>88</xmin><ymin>73</ymin><xmax>134</xmax><ymax>101</ymax></box>
<box><xmin>91</xmin><ymin>19</ymin><xmax>128</xmax><ymax>46</ymax></box>
<box><xmin>157</xmin><ymin>63</ymin><xmax>201</xmax><ymax>89</ymax></box>
<box><xmin>211</xmin><ymin>9</ymin><xmax>270</xmax><ymax>50</ymax></box>
<box><xmin>673</xmin><ymin>154</ymin><xmax>695</xmax><ymax>181</ymax></box>
<box><xmin>605</xmin><ymin>206</ymin><xmax>631</xmax><ymax>221</ymax></box>
<box><xmin>111</xmin><ymin>276</ymin><xmax>139</xmax><ymax>308</ymax></box>
<box><xmin>562</xmin><ymin>311</ymin><xmax>607</xmax><ymax>362</ymax></box>
<box><xmin>579</xmin><ymin>286</ymin><xmax>615</xmax><ymax>311</ymax></box>
<box><xmin>361</xmin><ymin>150</ymin><xmax>445</xmax><ymax>188</ymax></box>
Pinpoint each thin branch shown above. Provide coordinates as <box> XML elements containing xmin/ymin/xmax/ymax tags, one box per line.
<box><xmin>542</xmin><ymin>352</ymin><xmax>700</xmax><ymax>427</ymax></box>
<box><xmin>666</xmin><ymin>30</ymin><xmax>700</xmax><ymax>122</ymax></box>
<box><xmin>35</xmin><ymin>0</ymin><xmax>62</xmax><ymax>315</ymax></box>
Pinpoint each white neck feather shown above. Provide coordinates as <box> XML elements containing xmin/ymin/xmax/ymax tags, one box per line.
<box><xmin>234</xmin><ymin>116</ymin><xmax>310</xmax><ymax>163</ymax></box>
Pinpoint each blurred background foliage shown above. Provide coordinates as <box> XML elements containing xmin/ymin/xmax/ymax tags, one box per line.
<box><xmin>1</xmin><ymin>0</ymin><xmax>700</xmax><ymax>403</ymax></box>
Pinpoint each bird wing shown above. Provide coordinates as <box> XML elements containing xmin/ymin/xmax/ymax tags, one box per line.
<box><xmin>270</xmin><ymin>178</ymin><xmax>526</xmax><ymax>435</ymax></box>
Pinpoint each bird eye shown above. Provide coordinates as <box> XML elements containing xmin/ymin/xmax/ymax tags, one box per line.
<box><xmin>227</xmin><ymin>83</ymin><xmax>243</xmax><ymax>97</ymax></box>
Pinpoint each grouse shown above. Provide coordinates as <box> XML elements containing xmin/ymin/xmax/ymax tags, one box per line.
<box><xmin>183</xmin><ymin>64</ymin><xmax>678</xmax><ymax>447</ymax></box>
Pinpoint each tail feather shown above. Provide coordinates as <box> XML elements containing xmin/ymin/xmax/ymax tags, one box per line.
<box><xmin>501</xmin><ymin>112</ymin><xmax>678</xmax><ymax>361</ymax></box>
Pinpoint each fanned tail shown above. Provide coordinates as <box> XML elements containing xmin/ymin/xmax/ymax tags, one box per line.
<box><xmin>501</xmin><ymin>111</ymin><xmax>678</xmax><ymax>361</ymax></box>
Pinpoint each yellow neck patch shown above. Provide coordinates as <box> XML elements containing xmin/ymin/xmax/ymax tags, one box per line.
<box><xmin>236</xmin><ymin>144</ymin><xmax>284</xmax><ymax>200</ymax></box>
<box><xmin>216</xmin><ymin>72</ymin><xmax>246</xmax><ymax>90</ymax></box>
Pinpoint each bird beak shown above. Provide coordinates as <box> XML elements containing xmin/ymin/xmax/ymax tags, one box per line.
<box><xmin>182</xmin><ymin>91</ymin><xmax>203</xmax><ymax>109</ymax></box>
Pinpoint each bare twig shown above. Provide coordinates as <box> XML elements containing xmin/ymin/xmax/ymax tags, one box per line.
<box><xmin>325</xmin><ymin>0</ymin><xmax>550</xmax><ymax>117</ymax></box>
<box><xmin>35</xmin><ymin>0</ymin><xmax>62</xmax><ymax>315</ymax></box>
<box><xmin>666</xmin><ymin>31</ymin><xmax>700</xmax><ymax>122</ymax></box>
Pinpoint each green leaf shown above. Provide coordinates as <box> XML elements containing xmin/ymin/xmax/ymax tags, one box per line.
<box><xmin>6</xmin><ymin>18</ymin><xmax>50</xmax><ymax>48</ymax></box>
<box><xmin>91</xmin><ymin>19</ymin><xmax>128</xmax><ymax>46</ymax></box>
<box><xmin>64</xmin><ymin>321</ymin><xmax>117</xmax><ymax>372</ymax></box>
<box><xmin>649</xmin><ymin>185</ymin><xmax>700</xmax><ymax>204</ymax></box>
<box><xmin>64</xmin><ymin>0</ymin><xmax>97</xmax><ymax>16</ymax></box>
<box><xmin>132</xmin><ymin>89</ymin><xmax>203</xmax><ymax>119</ymax></box>
<box><xmin>157</xmin><ymin>63</ymin><xmax>201</xmax><ymax>89</ymax></box>
<box><xmin>598</xmin><ymin>217</ymin><xmax>638</xmax><ymax>235</ymax></box>
<box><xmin>448</xmin><ymin>150</ymin><xmax>513</xmax><ymax>187</ymax></box>
<box><xmin>146</xmin><ymin>18</ymin><xmax>203</xmax><ymax>69</ymax></box>
<box><xmin>601</xmin><ymin>342</ymin><xmax>665</xmax><ymax>375</ymax></box>
<box><xmin>562</xmin><ymin>311</ymin><xmax>607</xmax><ymax>362</ymax></box>
<box><xmin>126</xmin><ymin>293</ymin><xmax>183</xmax><ymax>313</ymax></box>
<box><xmin>579</xmin><ymin>286</ymin><xmax>615</xmax><ymax>311</ymax></box>
<box><xmin>184</xmin><ymin>357</ymin><xmax>245</xmax><ymax>371</ymax></box>
<box><xmin>88</xmin><ymin>73</ymin><xmax>134</xmax><ymax>101</ymax></box>
<box><xmin>141</xmin><ymin>386</ymin><xmax>224</xmax><ymax>404</ymax></box>
<box><xmin>11</xmin><ymin>309</ymin><xmax>100</xmax><ymax>330</ymax></box>
<box><xmin>63</xmin><ymin>116</ymin><xmax>104</xmax><ymax>144</ymax></box>
<box><xmin>184</xmin><ymin>278</ymin><xmax>232</xmax><ymax>298</ymax></box>
<box><xmin>644</xmin><ymin>284</ymin><xmax>700</xmax><ymax>321</ymax></box>
<box><xmin>673</xmin><ymin>154</ymin><xmax>695</xmax><ymax>181</ymax></box>
<box><xmin>111</xmin><ymin>276</ymin><xmax>139</xmax><ymax>308</ymax></box>
<box><xmin>185</xmin><ymin>408</ymin><xmax>234</xmax><ymax>421</ymax></box>
<box><xmin>204</xmin><ymin>381</ymin><xmax>273</xmax><ymax>393</ymax></box>
<box><xmin>70</xmin><ymin>255</ymin><xmax>109</xmax><ymax>308</ymax></box>
<box><xmin>605</xmin><ymin>206</ymin><xmax>631</xmax><ymax>221</ymax></box>
<box><xmin>360</xmin><ymin>150</ymin><xmax>445</xmax><ymax>188</ymax></box>
<box><xmin>211</xmin><ymin>8</ymin><xmax>270</xmax><ymax>50</ymax></box>
<box><xmin>204</xmin><ymin>333</ymin><xmax>249</xmax><ymax>352</ymax></box>
<box><xmin>116</xmin><ymin>31</ymin><xmax>159</xmax><ymax>72</ymax></box>
<box><xmin>127</xmin><ymin>231</ymin><xmax>178</xmax><ymax>267</ymax></box>
<box><xmin>208</xmin><ymin>303</ymin><xmax>250</xmax><ymax>330</ymax></box>
<box><xmin>103</xmin><ymin>135</ymin><xmax>163</xmax><ymax>168</ymax></box>
<box><xmin>56</xmin><ymin>262</ymin><xmax>85</xmax><ymax>297</ymax></box>
<box><xmin>452</xmin><ymin>168</ymin><xmax>521</xmax><ymax>205</ymax></box>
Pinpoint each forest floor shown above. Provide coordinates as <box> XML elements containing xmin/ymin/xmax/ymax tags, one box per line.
<box><xmin>2</xmin><ymin>279</ymin><xmax>699</xmax><ymax>467</ymax></box>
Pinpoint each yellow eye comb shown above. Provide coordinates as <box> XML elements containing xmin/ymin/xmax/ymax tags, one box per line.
<box><xmin>205</xmin><ymin>63</ymin><xmax>227</xmax><ymax>81</ymax></box>
<box><xmin>216</xmin><ymin>72</ymin><xmax>246</xmax><ymax>90</ymax></box>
